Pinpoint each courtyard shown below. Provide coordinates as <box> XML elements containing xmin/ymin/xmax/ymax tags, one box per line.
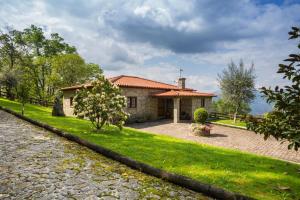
<box><xmin>129</xmin><ymin>120</ymin><xmax>300</xmax><ymax>163</ymax></box>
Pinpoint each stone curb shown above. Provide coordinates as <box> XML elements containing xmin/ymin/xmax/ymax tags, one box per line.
<box><xmin>0</xmin><ymin>106</ymin><xmax>255</xmax><ymax>200</ymax></box>
<box><xmin>209</xmin><ymin>122</ymin><xmax>247</xmax><ymax>130</ymax></box>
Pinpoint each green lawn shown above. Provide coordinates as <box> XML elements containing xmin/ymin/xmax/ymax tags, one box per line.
<box><xmin>210</xmin><ymin>119</ymin><xmax>247</xmax><ymax>128</ymax></box>
<box><xmin>1</xmin><ymin>98</ymin><xmax>299</xmax><ymax>200</ymax></box>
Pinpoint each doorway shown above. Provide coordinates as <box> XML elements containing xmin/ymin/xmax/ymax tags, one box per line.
<box><xmin>157</xmin><ymin>98</ymin><xmax>173</xmax><ymax>119</ymax></box>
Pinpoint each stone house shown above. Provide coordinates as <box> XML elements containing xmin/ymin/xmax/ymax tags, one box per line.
<box><xmin>61</xmin><ymin>75</ymin><xmax>215</xmax><ymax>123</ymax></box>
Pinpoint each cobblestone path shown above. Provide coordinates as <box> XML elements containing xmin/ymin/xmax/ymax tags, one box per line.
<box><xmin>0</xmin><ymin>111</ymin><xmax>208</xmax><ymax>200</ymax></box>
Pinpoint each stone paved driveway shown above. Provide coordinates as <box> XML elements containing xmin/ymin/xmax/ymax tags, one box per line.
<box><xmin>129</xmin><ymin>120</ymin><xmax>300</xmax><ymax>163</ymax></box>
<box><xmin>0</xmin><ymin>111</ymin><xmax>209</xmax><ymax>200</ymax></box>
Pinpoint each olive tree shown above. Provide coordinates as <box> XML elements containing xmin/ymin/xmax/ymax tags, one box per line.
<box><xmin>247</xmin><ymin>26</ymin><xmax>300</xmax><ymax>151</ymax></box>
<box><xmin>73</xmin><ymin>74</ymin><xmax>128</xmax><ymax>131</ymax></box>
<box><xmin>212</xmin><ymin>98</ymin><xmax>251</xmax><ymax>115</ymax></box>
<box><xmin>218</xmin><ymin>60</ymin><xmax>256</xmax><ymax>123</ymax></box>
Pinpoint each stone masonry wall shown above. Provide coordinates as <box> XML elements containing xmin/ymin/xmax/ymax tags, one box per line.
<box><xmin>121</xmin><ymin>87</ymin><xmax>166</xmax><ymax>120</ymax></box>
<box><xmin>62</xmin><ymin>87</ymin><xmax>166</xmax><ymax>120</ymax></box>
<box><xmin>63</xmin><ymin>88</ymin><xmax>213</xmax><ymax>121</ymax></box>
<box><xmin>180</xmin><ymin>98</ymin><xmax>192</xmax><ymax>118</ymax></box>
<box><xmin>191</xmin><ymin>97</ymin><xmax>213</xmax><ymax>118</ymax></box>
<box><xmin>62</xmin><ymin>90</ymin><xmax>75</xmax><ymax>116</ymax></box>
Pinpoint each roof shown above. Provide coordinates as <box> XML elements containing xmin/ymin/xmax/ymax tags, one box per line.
<box><xmin>109</xmin><ymin>75</ymin><xmax>195</xmax><ymax>90</ymax></box>
<box><xmin>151</xmin><ymin>90</ymin><xmax>216</xmax><ymax>97</ymax></box>
<box><xmin>61</xmin><ymin>75</ymin><xmax>194</xmax><ymax>91</ymax></box>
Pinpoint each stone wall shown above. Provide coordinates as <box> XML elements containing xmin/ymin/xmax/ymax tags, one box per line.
<box><xmin>180</xmin><ymin>98</ymin><xmax>192</xmax><ymax>119</ymax></box>
<box><xmin>191</xmin><ymin>97</ymin><xmax>213</xmax><ymax>119</ymax></box>
<box><xmin>121</xmin><ymin>87</ymin><xmax>166</xmax><ymax>120</ymax></box>
<box><xmin>62</xmin><ymin>90</ymin><xmax>75</xmax><ymax>116</ymax></box>
<box><xmin>62</xmin><ymin>87</ymin><xmax>166</xmax><ymax>120</ymax></box>
<box><xmin>62</xmin><ymin>88</ymin><xmax>213</xmax><ymax>122</ymax></box>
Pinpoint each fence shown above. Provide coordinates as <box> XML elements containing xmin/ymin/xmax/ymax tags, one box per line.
<box><xmin>209</xmin><ymin>112</ymin><xmax>263</xmax><ymax>121</ymax></box>
<box><xmin>209</xmin><ymin>112</ymin><xmax>247</xmax><ymax>121</ymax></box>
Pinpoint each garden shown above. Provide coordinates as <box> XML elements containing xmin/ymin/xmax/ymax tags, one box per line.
<box><xmin>1</xmin><ymin>24</ymin><xmax>300</xmax><ymax>200</ymax></box>
<box><xmin>0</xmin><ymin>97</ymin><xmax>299</xmax><ymax>200</ymax></box>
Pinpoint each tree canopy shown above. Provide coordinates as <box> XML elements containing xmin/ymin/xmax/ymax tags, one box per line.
<box><xmin>217</xmin><ymin>60</ymin><xmax>256</xmax><ymax>122</ymax></box>
<box><xmin>212</xmin><ymin>98</ymin><xmax>251</xmax><ymax>115</ymax></box>
<box><xmin>247</xmin><ymin>26</ymin><xmax>300</xmax><ymax>151</ymax></box>
<box><xmin>0</xmin><ymin>25</ymin><xmax>102</xmax><ymax>106</ymax></box>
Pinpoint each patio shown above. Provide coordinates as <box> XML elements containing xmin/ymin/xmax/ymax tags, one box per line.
<box><xmin>129</xmin><ymin>120</ymin><xmax>300</xmax><ymax>163</ymax></box>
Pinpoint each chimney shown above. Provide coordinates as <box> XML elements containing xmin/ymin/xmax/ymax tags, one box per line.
<box><xmin>178</xmin><ymin>77</ymin><xmax>186</xmax><ymax>89</ymax></box>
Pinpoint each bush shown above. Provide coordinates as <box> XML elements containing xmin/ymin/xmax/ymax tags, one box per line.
<box><xmin>194</xmin><ymin>108</ymin><xmax>208</xmax><ymax>124</ymax></box>
<box><xmin>73</xmin><ymin>74</ymin><xmax>128</xmax><ymax>131</ymax></box>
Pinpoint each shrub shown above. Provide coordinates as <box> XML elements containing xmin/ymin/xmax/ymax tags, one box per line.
<box><xmin>194</xmin><ymin>108</ymin><xmax>208</xmax><ymax>124</ymax></box>
<box><xmin>73</xmin><ymin>74</ymin><xmax>128</xmax><ymax>131</ymax></box>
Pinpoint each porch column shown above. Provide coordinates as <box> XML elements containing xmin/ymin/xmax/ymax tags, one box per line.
<box><xmin>173</xmin><ymin>97</ymin><xmax>180</xmax><ymax>123</ymax></box>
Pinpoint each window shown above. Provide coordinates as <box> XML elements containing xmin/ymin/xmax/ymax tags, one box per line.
<box><xmin>201</xmin><ymin>98</ymin><xmax>205</xmax><ymax>107</ymax></box>
<box><xmin>127</xmin><ymin>97</ymin><xmax>137</xmax><ymax>108</ymax></box>
<box><xmin>70</xmin><ymin>97</ymin><xmax>74</xmax><ymax>107</ymax></box>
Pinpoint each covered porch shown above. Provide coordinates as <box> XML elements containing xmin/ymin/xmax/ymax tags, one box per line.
<box><xmin>156</xmin><ymin>97</ymin><xmax>192</xmax><ymax>123</ymax></box>
<box><xmin>152</xmin><ymin>90</ymin><xmax>213</xmax><ymax>123</ymax></box>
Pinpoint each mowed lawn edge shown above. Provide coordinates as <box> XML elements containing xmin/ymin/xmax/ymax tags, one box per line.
<box><xmin>209</xmin><ymin>119</ymin><xmax>247</xmax><ymax>128</ymax></box>
<box><xmin>0</xmin><ymin>98</ymin><xmax>299</xmax><ymax>200</ymax></box>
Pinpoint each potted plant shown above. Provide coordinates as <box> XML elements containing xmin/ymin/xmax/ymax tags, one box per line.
<box><xmin>190</xmin><ymin>108</ymin><xmax>211</xmax><ymax>136</ymax></box>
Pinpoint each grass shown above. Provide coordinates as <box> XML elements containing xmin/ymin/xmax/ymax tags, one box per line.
<box><xmin>1</xmin><ymin>97</ymin><xmax>299</xmax><ymax>200</ymax></box>
<box><xmin>210</xmin><ymin>119</ymin><xmax>247</xmax><ymax>128</ymax></box>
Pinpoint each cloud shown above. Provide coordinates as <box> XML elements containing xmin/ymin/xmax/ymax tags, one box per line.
<box><xmin>100</xmin><ymin>0</ymin><xmax>267</xmax><ymax>53</ymax></box>
<box><xmin>0</xmin><ymin>0</ymin><xmax>300</xmax><ymax>93</ymax></box>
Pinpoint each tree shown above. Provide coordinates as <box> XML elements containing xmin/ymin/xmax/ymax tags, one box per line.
<box><xmin>218</xmin><ymin>60</ymin><xmax>256</xmax><ymax>123</ymax></box>
<box><xmin>16</xmin><ymin>75</ymin><xmax>31</xmax><ymax>115</ymax></box>
<box><xmin>0</xmin><ymin>27</ymin><xmax>23</xmax><ymax>99</ymax></box>
<box><xmin>247</xmin><ymin>26</ymin><xmax>300</xmax><ymax>151</ymax></box>
<box><xmin>73</xmin><ymin>74</ymin><xmax>128</xmax><ymax>131</ymax></box>
<box><xmin>0</xmin><ymin>27</ymin><xmax>22</xmax><ymax>70</ymax></box>
<box><xmin>0</xmin><ymin>68</ymin><xmax>18</xmax><ymax>99</ymax></box>
<box><xmin>212</xmin><ymin>98</ymin><xmax>251</xmax><ymax>115</ymax></box>
<box><xmin>21</xmin><ymin>25</ymin><xmax>76</xmax><ymax>101</ymax></box>
<box><xmin>85</xmin><ymin>63</ymin><xmax>103</xmax><ymax>79</ymax></box>
<box><xmin>50</xmin><ymin>54</ymin><xmax>102</xmax><ymax>89</ymax></box>
<box><xmin>0</xmin><ymin>24</ymin><xmax>102</xmax><ymax>105</ymax></box>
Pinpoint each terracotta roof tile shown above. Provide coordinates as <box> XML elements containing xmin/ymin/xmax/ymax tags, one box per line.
<box><xmin>151</xmin><ymin>90</ymin><xmax>216</xmax><ymax>97</ymax></box>
<box><xmin>61</xmin><ymin>75</ymin><xmax>194</xmax><ymax>91</ymax></box>
<box><xmin>109</xmin><ymin>75</ymin><xmax>194</xmax><ymax>90</ymax></box>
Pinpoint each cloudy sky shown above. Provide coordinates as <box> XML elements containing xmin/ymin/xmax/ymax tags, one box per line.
<box><xmin>1</xmin><ymin>0</ymin><xmax>299</xmax><ymax>93</ymax></box>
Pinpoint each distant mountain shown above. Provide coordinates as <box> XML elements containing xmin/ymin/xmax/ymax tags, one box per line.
<box><xmin>250</xmin><ymin>92</ymin><xmax>273</xmax><ymax>115</ymax></box>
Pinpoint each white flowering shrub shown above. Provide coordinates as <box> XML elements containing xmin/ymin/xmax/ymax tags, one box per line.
<box><xmin>73</xmin><ymin>74</ymin><xmax>128</xmax><ymax>131</ymax></box>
